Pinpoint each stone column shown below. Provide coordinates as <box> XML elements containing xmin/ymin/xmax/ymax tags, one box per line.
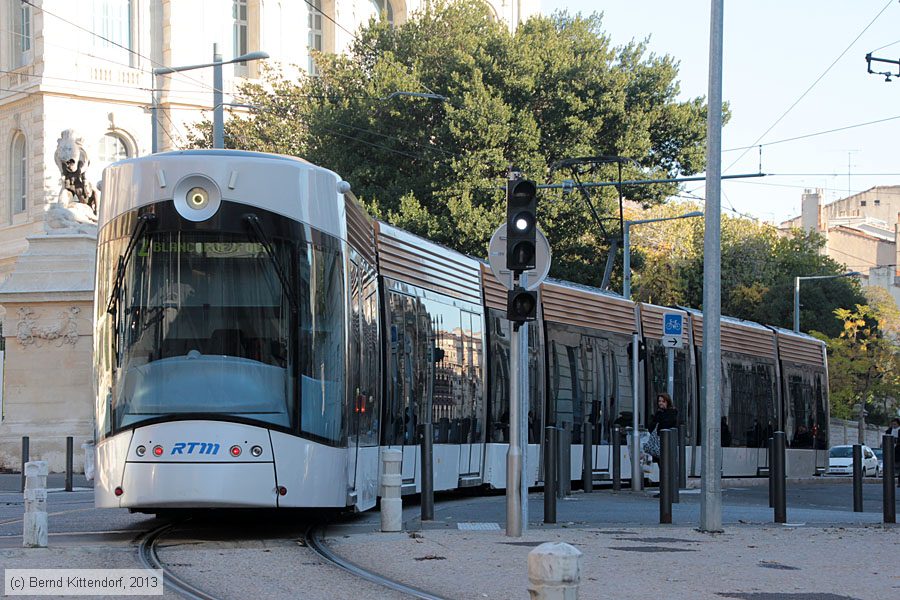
<box><xmin>0</xmin><ymin>233</ymin><xmax>96</xmax><ymax>472</ymax></box>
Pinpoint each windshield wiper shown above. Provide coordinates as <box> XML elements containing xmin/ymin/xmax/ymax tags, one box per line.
<box><xmin>106</xmin><ymin>213</ymin><xmax>157</xmax><ymax>316</ymax></box>
<box><xmin>243</xmin><ymin>214</ymin><xmax>300</xmax><ymax>314</ymax></box>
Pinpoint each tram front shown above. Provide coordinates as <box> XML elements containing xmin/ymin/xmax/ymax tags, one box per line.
<box><xmin>94</xmin><ymin>151</ymin><xmax>348</xmax><ymax>510</ymax></box>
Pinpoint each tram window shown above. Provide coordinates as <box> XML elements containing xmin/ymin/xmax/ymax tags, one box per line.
<box><xmin>784</xmin><ymin>366</ymin><xmax>823</xmax><ymax>449</ymax></box>
<box><xmin>486</xmin><ymin>308</ymin><xmax>542</xmax><ymax>445</ymax></box>
<box><xmin>722</xmin><ymin>357</ymin><xmax>776</xmax><ymax>448</ymax></box>
<box><xmin>298</xmin><ymin>242</ymin><xmax>346</xmax><ymax>444</ymax></box>
<box><xmin>105</xmin><ymin>231</ymin><xmax>300</xmax><ymax>432</ymax></box>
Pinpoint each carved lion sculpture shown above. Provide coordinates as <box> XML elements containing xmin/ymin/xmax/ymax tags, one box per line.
<box><xmin>45</xmin><ymin>130</ymin><xmax>99</xmax><ymax>236</ymax></box>
<box><xmin>54</xmin><ymin>129</ymin><xmax>99</xmax><ymax>212</ymax></box>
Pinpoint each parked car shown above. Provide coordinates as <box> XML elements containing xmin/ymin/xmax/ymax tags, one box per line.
<box><xmin>872</xmin><ymin>447</ymin><xmax>884</xmax><ymax>477</ymax></box>
<box><xmin>826</xmin><ymin>445</ymin><xmax>878</xmax><ymax>476</ymax></box>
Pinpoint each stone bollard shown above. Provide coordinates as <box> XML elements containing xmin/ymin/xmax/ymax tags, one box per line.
<box><xmin>82</xmin><ymin>441</ymin><xmax>95</xmax><ymax>482</ymax></box>
<box><xmin>380</xmin><ymin>449</ymin><xmax>402</xmax><ymax>533</ymax></box>
<box><xmin>23</xmin><ymin>461</ymin><xmax>49</xmax><ymax>548</ymax></box>
<box><xmin>528</xmin><ymin>542</ymin><xmax>582</xmax><ymax>600</ymax></box>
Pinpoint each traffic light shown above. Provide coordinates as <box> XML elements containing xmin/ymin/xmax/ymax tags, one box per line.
<box><xmin>507</xmin><ymin>285</ymin><xmax>537</xmax><ymax>324</ymax></box>
<box><xmin>506</xmin><ymin>176</ymin><xmax>537</xmax><ymax>273</ymax></box>
<box><xmin>627</xmin><ymin>340</ymin><xmax>647</xmax><ymax>362</ymax></box>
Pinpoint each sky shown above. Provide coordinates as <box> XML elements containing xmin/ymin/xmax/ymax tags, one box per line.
<box><xmin>539</xmin><ymin>1</ymin><xmax>900</xmax><ymax>224</ymax></box>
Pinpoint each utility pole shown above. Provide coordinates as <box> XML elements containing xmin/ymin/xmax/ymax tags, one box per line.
<box><xmin>700</xmin><ymin>0</ymin><xmax>724</xmax><ymax>534</ymax></box>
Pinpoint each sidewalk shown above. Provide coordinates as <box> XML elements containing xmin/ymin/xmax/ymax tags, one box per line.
<box><xmin>324</xmin><ymin>487</ymin><xmax>899</xmax><ymax>600</ymax></box>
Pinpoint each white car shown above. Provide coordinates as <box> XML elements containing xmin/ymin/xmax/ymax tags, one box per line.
<box><xmin>827</xmin><ymin>445</ymin><xmax>878</xmax><ymax>476</ymax></box>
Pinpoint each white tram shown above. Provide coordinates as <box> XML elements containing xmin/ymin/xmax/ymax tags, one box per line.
<box><xmin>94</xmin><ymin>150</ymin><xmax>830</xmax><ymax>511</ymax></box>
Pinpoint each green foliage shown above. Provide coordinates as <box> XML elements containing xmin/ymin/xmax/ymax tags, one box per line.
<box><xmin>813</xmin><ymin>288</ymin><xmax>900</xmax><ymax>424</ymax></box>
<box><xmin>186</xmin><ymin>1</ymin><xmax>713</xmax><ymax>283</ymax></box>
<box><xmin>628</xmin><ymin>204</ymin><xmax>865</xmax><ymax>336</ymax></box>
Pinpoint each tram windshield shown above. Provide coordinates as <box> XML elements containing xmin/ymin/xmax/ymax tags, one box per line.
<box><xmin>110</xmin><ymin>230</ymin><xmax>297</xmax><ymax>429</ymax></box>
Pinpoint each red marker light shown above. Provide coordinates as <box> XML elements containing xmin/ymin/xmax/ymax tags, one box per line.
<box><xmin>230</xmin><ymin>445</ymin><xmax>242</xmax><ymax>457</ymax></box>
<box><xmin>152</xmin><ymin>445</ymin><xmax>164</xmax><ymax>456</ymax></box>
<box><xmin>278</xmin><ymin>486</ymin><xmax>287</xmax><ymax>496</ymax></box>
<box><xmin>114</xmin><ymin>486</ymin><xmax>124</xmax><ymax>497</ymax></box>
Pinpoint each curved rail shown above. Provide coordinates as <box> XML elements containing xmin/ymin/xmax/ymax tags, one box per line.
<box><xmin>137</xmin><ymin>522</ymin><xmax>220</xmax><ymax>600</ymax></box>
<box><xmin>305</xmin><ymin>525</ymin><xmax>448</xmax><ymax>600</ymax></box>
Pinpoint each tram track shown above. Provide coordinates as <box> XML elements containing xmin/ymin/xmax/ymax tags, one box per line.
<box><xmin>137</xmin><ymin>517</ymin><xmax>448</xmax><ymax>600</ymax></box>
<box><xmin>137</xmin><ymin>521</ymin><xmax>221</xmax><ymax>600</ymax></box>
<box><xmin>305</xmin><ymin>524</ymin><xmax>448</xmax><ymax>600</ymax></box>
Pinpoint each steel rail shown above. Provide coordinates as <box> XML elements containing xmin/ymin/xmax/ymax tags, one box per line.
<box><xmin>305</xmin><ymin>525</ymin><xmax>448</xmax><ymax>600</ymax></box>
<box><xmin>137</xmin><ymin>522</ymin><xmax>220</xmax><ymax>600</ymax></box>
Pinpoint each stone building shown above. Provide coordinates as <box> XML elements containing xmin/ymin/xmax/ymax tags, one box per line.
<box><xmin>0</xmin><ymin>0</ymin><xmax>534</xmax><ymax>470</ymax></box>
<box><xmin>780</xmin><ymin>187</ymin><xmax>900</xmax><ymax>308</ymax></box>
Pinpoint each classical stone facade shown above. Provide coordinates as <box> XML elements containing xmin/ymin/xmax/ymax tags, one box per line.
<box><xmin>0</xmin><ymin>0</ymin><xmax>536</xmax><ymax>470</ymax></box>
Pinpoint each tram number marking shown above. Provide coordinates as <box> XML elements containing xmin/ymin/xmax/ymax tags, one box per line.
<box><xmin>171</xmin><ymin>442</ymin><xmax>220</xmax><ymax>455</ymax></box>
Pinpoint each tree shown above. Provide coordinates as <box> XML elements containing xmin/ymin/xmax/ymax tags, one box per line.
<box><xmin>187</xmin><ymin>1</ymin><xmax>713</xmax><ymax>285</ymax></box>
<box><xmin>814</xmin><ymin>288</ymin><xmax>900</xmax><ymax>427</ymax></box>
<box><xmin>627</xmin><ymin>204</ymin><xmax>864</xmax><ymax>336</ymax></box>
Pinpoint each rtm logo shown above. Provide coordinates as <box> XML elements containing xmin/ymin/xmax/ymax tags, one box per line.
<box><xmin>171</xmin><ymin>442</ymin><xmax>220</xmax><ymax>455</ymax></box>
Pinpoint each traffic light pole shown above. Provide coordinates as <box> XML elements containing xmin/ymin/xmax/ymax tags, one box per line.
<box><xmin>506</xmin><ymin>272</ymin><xmax>529</xmax><ymax>537</ymax></box>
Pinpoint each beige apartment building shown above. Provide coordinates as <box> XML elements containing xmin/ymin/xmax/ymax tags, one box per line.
<box><xmin>0</xmin><ymin>0</ymin><xmax>534</xmax><ymax>470</ymax></box>
<box><xmin>780</xmin><ymin>186</ymin><xmax>900</xmax><ymax>307</ymax></box>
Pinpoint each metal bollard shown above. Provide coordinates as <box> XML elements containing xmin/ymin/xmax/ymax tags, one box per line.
<box><xmin>852</xmin><ymin>444</ymin><xmax>863</xmax><ymax>513</ymax></box>
<box><xmin>883</xmin><ymin>435</ymin><xmax>896</xmax><ymax>524</ymax></box>
<box><xmin>543</xmin><ymin>426</ymin><xmax>558</xmax><ymax>524</ymax></box>
<box><xmin>23</xmin><ymin>461</ymin><xmax>49</xmax><ymax>548</ymax></box>
<box><xmin>66</xmin><ymin>437</ymin><xmax>74</xmax><ymax>492</ymax></box>
<box><xmin>678</xmin><ymin>424</ymin><xmax>687</xmax><ymax>490</ymax></box>
<box><xmin>380</xmin><ymin>449</ymin><xmax>403</xmax><ymax>532</ymax></box>
<box><xmin>582</xmin><ymin>422</ymin><xmax>593</xmax><ymax>493</ymax></box>
<box><xmin>527</xmin><ymin>542</ymin><xmax>581</xmax><ymax>600</ymax></box>
<box><xmin>612</xmin><ymin>426</ymin><xmax>621</xmax><ymax>492</ymax></box>
<box><xmin>669</xmin><ymin>428</ymin><xmax>679</xmax><ymax>504</ymax></box>
<box><xmin>417</xmin><ymin>423</ymin><xmax>434</xmax><ymax>521</ymax></box>
<box><xmin>20</xmin><ymin>436</ymin><xmax>30</xmax><ymax>493</ymax></box>
<box><xmin>768</xmin><ymin>437</ymin><xmax>774</xmax><ymax>508</ymax></box>
<box><xmin>773</xmin><ymin>431</ymin><xmax>787</xmax><ymax>524</ymax></box>
<box><xmin>659</xmin><ymin>429</ymin><xmax>673</xmax><ymax>524</ymax></box>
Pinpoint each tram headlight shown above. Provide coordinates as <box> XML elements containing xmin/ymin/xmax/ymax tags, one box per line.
<box><xmin>250</xmin><ymin>445</ymin><xmax>263</xmax><ymax>457</ymax></box>
<box><xmin>173</xmin><ymin>175</ymin><xmax>221</xmax><ymax>222</ymax></box>
<box><xmin>136</xmin><ymin>445</ymin><xmax>146</xmax><ymax>457</ymax></box>
<box><xmin>186</xmin><ymin>187</ymin><xmax>210</xmax><ymax>210</ymax></box>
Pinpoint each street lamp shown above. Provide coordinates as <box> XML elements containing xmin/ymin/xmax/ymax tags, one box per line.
<box><xmin>793</xmin><ymin>271</ymin><xmax>860</xmax><ymax>333</ymax></box>
<box><xmin>623</xmin><ymin>211</ymin><xmax>704</xmax><ymax>300</ymax></box>
<box><xmin>151</xmin><ymin>44</ymin><xmax>269</xmax><ymax>152</ymax></box>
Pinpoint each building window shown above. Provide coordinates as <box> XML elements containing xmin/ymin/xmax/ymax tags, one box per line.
<box><xmin>368</xmin><ymin>0</ymin><xmax>393</xmax><ymax>24</ymax></box>
<box><xmin>874</xmin><ymin>199</ymin><xmax>881</xmax><ymax>206</ymax></box>
<box><xmin>9</xmin><ymin>0</ymin><xmax>32</xmax><ymax>69</ymax></box>
<box><xmin>860</xmin><ymin>200</ymin><xmax>867</xmax><ymax>207</ymax></box>
<box><xmin>10</xmin><ymin>132</ymin><xmax>27</xmax><ymax>215</ymax></box>
<box><xmin>308</xmin><ymin>0</ymin><xmax>323</xmax><ymax>75</ymax></box>
<box><xmin>233</xmin><ymin>0</ymin><xmax>249</xmax><ymax>76</ymax></box>
<box><xmin>92</xmin><ymin>0</ymin><xmax>133</xmax><ymax>63</ymax></box>
<box><xmin>97</xmin><ymin>133</ymin><xmax>130</xmax><ymax>164</ymax></box>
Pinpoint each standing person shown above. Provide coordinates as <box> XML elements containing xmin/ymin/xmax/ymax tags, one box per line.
<box><xmin>649</xmin><ymin>393</ymin><xmax>678</xmax><ymax>436</ymax></box>
<box><xmin>886</xmin><ymin>418</ymin><xmax>900</xmax><ymax>479</ymax></box>
<box><xmin>644</xmin><ymin>393</ymin><xmax>678</xmax><ymax>461</ymax></box>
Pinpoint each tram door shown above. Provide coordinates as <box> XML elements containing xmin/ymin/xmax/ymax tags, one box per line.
<box><xmin>348</xmin><ymin>260</ymin><xmax>380</xmax><ymax>507</ymax></box>
<box><xmin>457</xmin><ymin>311</ymin><xmax>484</xmax><ymax>476</ymax></box>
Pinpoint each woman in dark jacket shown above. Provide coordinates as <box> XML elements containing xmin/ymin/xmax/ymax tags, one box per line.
<box><xmin>648</xmin><ymin>392</ymin><xmax>678</xmax><ymax>434</ymax></box>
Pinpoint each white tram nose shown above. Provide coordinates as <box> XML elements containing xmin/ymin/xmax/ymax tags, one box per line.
<box><xmin>96</xmin><ymin>421</ymin><xmax>277</xmax><ymax>509</ymax></box>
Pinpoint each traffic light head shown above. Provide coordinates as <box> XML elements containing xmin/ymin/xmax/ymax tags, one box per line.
<box><xmin>507</xmin><ymin>285</ymin><xmax>537</xmax><ymax>324</ymax></box>
<box><xmin>506</xmin><ymin>177</ymin><xmax>537</xmax><ymax>273</ymax></box>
